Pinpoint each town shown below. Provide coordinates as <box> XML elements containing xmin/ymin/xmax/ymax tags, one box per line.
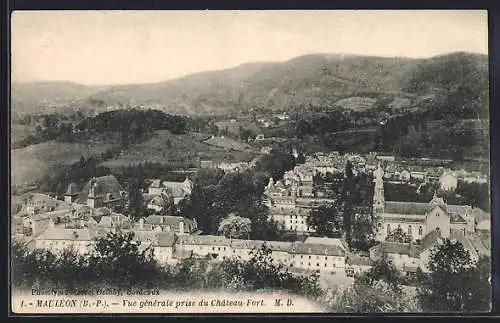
<box><xmin>12</xmin><ymin>146</ymin><xmax>491</xmax><ymax>284</ymax></box>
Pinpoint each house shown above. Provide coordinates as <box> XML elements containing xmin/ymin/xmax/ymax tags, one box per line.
<box><xmin>345</xmin><ymin>255</ymin><xmax>374</xmax><ymax>276</ymax></box>
<box><xmin>22</xmin><ymin>215</ymin><xmax>56</xmax><ymax>237</ymax></box>
<box><xmin>146</xmin><ymin>195</ymin><xmax>172</xmax><ymax>213</ymax></box>
<box><xmin>76</xmin><ymin>175</ymin><xmax>125</xmax><ymax>209</ymax></box>
<box><xmin>34</xmin><ymin>227</ymin><xmax>106</xmax><ymax>255</ymax></box>
<box><xmin>439</xmin><ymin>169</ymin><xmax>458</xmax><ymax>191</ymax></box>
<box><xmin>200</xmin><ymin>160</ymin><xmax>215</xmax><ymax>169</ymax></box>
<box><xmin>304</xmin><ymin>237</ymin><xmax>348</xmax><ymax>251</ymax></box>
<box><xmin>152</xmin><ymin>232</ymin><xmax>178</xmax><ymax>265</ymax></box>
<box><xmin>141</xmin><ymin>215</ymin><xmax>197</xmax><ymax>235</ymax></box>
<box><xmin>462</xmin><ymin>172</ymin><xmax>488</xmax><ymax>184</ymax></box>
<box><xmin>288</xmin><ymin>242</ymin><xmax>347</xmax><ymax>273</ymax></box>
<box><xmin>148</xmin><ymin>177</ymin><xmax>193</xmax><ymax>204</ymax></box>
<box><xmin>230</xmin><ymin>239</ymin><xmax>292</xmax><ymax>264</ymax></box>
<box><xmin>255</xmin><ymin>134</ymin><xmax>265</xmax><ymax>141</ymax></box>
<box><xmin>268</xmin><ymin>207</ymin><xmax>312</xmax><ymax>233</ymax></box>
<box><xmin>369</xmin><ymin>241</ymin><xmax>420</xmax><ymax>273</ymax></box>
<box><xmin>376</xmin><ymin>155</ymin><xmax>396</xmax><ymax>162</ymax></box>
<box><xmin>176</xmin><ymin>235</ymin><xmax>232</xmax><ymax>261</ymax></box>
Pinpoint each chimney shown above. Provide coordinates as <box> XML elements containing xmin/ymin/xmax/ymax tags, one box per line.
<box><xmin>139</xmin><ymin>218</ymin><xmax>144</xmax><ymax>230</ymax></box>
<box><xmin>179</xmin><ymin>220</ymin><xmax>185</xmax><ymax>234</ymax></box>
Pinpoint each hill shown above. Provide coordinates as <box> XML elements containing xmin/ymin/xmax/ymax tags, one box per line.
<box><xmin>11</xmin><ymin>81</ymin><xmax>109</xmax><ymax>116</ymax></box>
<box><xmin>100</xmin><ymin>130</ymin><xmax>256</xmax><ymax>169</ymax></box>
<box><xmin>12</xmin><ymin>52</ymin><xmax>488</xmax><ymax>117</ymax></box>
<box><xmin>11</xmin><ymin>140</ymin><xmax>119</xmax><ymax>188</ymax></box>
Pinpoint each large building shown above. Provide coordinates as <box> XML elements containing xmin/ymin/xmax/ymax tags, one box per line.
<box><xmin>372</xmin><ymin>166</ymin><xmax>477</xmax><ymax>242</ymax></box>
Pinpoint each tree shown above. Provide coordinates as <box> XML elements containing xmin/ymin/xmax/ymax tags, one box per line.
<box><xmin>350</xmin><ymin>213</ymin><xmax>377</xmax><ymax>251</ymax></box>
<box><xmin>385</xmin><ymin>226</ymin><xmax>412</xmax><ymax>243</ymax></box>
<box><xmin>89</xmin><ymin>231</ymin><xmax>161</xmax><ymax>288</ymax></box>
<box><xmin>306</xmin><ymin>205</ymin><xmax>341</xmax><ymax>236</ymax></box>
<box><xmin>218</xmin><ymin>213</ymin><xmax>252</xmax><ymax>239</ymax></box>
<box><xmin>355</xmin><ymin>254</ymin><xmax>404</xmax><ymax>295</ymax></box>
<box><xmin>417</xmin><ymin>238</ymin><xmax>491</xmax><ymax>312</ymax></box>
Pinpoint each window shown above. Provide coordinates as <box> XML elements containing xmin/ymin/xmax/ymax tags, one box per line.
<box><xmin>212</xmin><ymin>247</ymin><xmax>215</xmax><ymax>251</ymax></box>
<box><xmin>378</xmin><ymin>222</ymin><xmax>382</xmax><ymax>229</ymax></box>
<box><xmin>301</xmin><ymin>255</ymin><xmax>303</xmax><ymax>259</ymax></box>
<box><xmin>325</xmin><ymin>263</ymin><xmax>327</xmax><ymax>267</ymax></box>
<box><xmin>308</xmin><ymin>263</ymin><xmax>311</xmax><ymax>266</ymax></box>
<box><xmin>418</xmin><ymin>226</ymin><xmax>423</xmax><ymax>235</ymax></box>
<box><xmin>408</xmin><ymin>225</ymin><xmax>412</xmax><ymax>235</ymax></box>
<box><xmin>309</xmin><ymin>255</ymin><xmax>311</xmax><ymax>259</ymax></box>
<box><xmin>223</xmin><ymin>247</ymin><xmax>226</xmax><ymax>251</ymax></box>
<box><xmin>325</xmin><ymin>256</ymin><xmax>328</xmax><ymax>260</ymax></box>
<box><xmin>317</xmin><ymin>263</ymin><xmax>320</xmax><ymax>267</ymax></box>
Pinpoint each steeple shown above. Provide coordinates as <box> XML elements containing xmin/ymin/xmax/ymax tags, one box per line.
<box><xmin>372</xmin><ymin>164</ymin><xmax>385</xmax><ymax>214</ymax></box>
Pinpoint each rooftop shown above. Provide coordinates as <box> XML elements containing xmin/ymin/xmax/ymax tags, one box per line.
<box><xmin>289</xmin><ymin>242</ymin><xmax>346</xmax><ymax>257</ymax></box>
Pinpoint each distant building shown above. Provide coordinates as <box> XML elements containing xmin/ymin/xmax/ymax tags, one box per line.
<box><xmin>372</xmin><ymin>165</ymin><xmax>477</xmax><ymax>242</ymax></box>
<box><xmin>147</xmin><ymin>177</ymin><xmax>193</xmax><ymax>205</ymax></box>
<box><xmin>439</xmin><ymin>169</ymin><xmax>458</xmax><ymax>191</ymax></box>
<box><xmin>139</xmin><ymin>215</ymin><xmax>198</xmax><ymax>235</ymax></box>
<box><xmin>76</xmin><ymin>175</ymin><xmax>125</xmax><ymax>209</ymax></box>
<box><xmin>288</xmin><ymin>242</ymin><xmax>347</xmax><ymax>273</ymax></box>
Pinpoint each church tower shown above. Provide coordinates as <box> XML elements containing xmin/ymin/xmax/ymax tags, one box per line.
<box><xmin>87</xmin><ymin>179</ymin><xmax>103</xmax><ymax>209</ymax></box>
<box><xmin>372</xmin><ymin>164</ymin><xmax>385</xmax><ymax>214</ymax></box>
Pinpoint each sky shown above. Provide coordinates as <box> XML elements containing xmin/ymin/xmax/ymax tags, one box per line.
<box><xmin>11</xmin><ymin>10</ymin><xmax>488</xmax><ymax>85</ymax></box>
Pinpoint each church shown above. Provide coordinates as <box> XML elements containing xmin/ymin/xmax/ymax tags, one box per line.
<box><xmin>372</xmin><ymin>165</ymin><xmax>477</xmax><ymax>243</ymax></box>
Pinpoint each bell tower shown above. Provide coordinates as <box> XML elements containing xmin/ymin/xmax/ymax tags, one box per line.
<box><xmin>373</xmin><ymin>164</ymin><xmax>385</xmax><ymax>214</ymax></box>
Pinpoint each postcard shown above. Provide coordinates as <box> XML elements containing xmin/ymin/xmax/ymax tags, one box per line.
<box><xmin>10</xmin><ymin>10</ymin><xmax>491</xmax><ymax>314</ymax></box>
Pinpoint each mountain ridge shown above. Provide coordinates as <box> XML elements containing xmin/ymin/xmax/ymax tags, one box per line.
<box><xmin>11</xmin><ymin>51</ymin><xmax>488</xmax><ymax>116</ymax></box>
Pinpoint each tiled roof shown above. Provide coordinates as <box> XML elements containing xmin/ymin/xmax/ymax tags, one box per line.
<box><xmin>384</xmin><ymin>201</ymin><xmax>430</xmax><ymax>215</ymax></box>
<box><xmin>471</xmin><ymin>208</ymin><xmax>490</xmax><ymax>224</ymax></box>
<box><xmin>36</xmin><ymin>228</ymin><xmax>100</xmax><ymax>241</ymax></box>
<box><xmin>380</xmin><ymin>215</ymin><xmax>426</xmax><ymax>224</ymax></box>
<box><xmin>230</xmin><ymin>239</ymin><xmax>292</xmax><ymax>251</ymax></box>
<box><xmin>156</xmin><ymin>232</ymin><xmax>177</xmax><ymax>247</ymax></box>
<box><xmin>143</xmin><ymin>215</ymin><xmax>195</xmax><ymax>233</ymax></box>
<box><xmin>346</xmin><ymin>255</ymin><xmax>373</xmax><ymax>266</ymax></box>
<box><xmin>76</xmin><ymin>175</ymin><xmax>122</xmax><ymax>204</ymax></box>
<box><xmin>289</xmin><ymin>242</ymin><xmax>346</xmax><ymax>257</ymax></box>
<box><xmin>373</xmin><ymin>242</ymin><xmax>411</xmax><ymax>256</ymax></box>
<box><xmin>450</xmin><ymin>213</ymin><xmax>466</xmax><ymax>223</ymax></box>
<box><xmin>177</xmin><ymin>235</ymin><xmax>231</xmax><ymax>246</ymax></box>
<box><xmin>468</xmin><ymin>235</ymin><xmax>490</xmax><ymax>256</ymax></box>
<box><xmin>419</xmin><ymin>230</ymin><xmax>441</xmax><ymax>252</ymax></box>
<box><xmin>304</xmin><ymin>237</ymin><xmax>347</xmax><ymax>250</ymax></box>
<box><xmin>122</xmin><ymin>229</ymin><xmax>160</xmax><ymax>243</ymax></box>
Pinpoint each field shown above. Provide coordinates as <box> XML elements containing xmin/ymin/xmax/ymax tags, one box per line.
<box><xmin>100</xmin><ymin>130</ymin><xmax>257</xmax><ymax>169</ymax></box>
<box><xmin>11</xmin><ymin>140</ymin><xmax>118</xmax><ymax>187</ymax></box>
<box><xmin>11</xmin><ymin>124</ymin><xmax>37</xmax><ymax>147</ymax></box>
<box><xmin>202</xmin><ymin>136</ymin><xmax>255</xmax><ymax>151</ymax></box>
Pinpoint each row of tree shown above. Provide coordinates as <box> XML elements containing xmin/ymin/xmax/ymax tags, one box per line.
<box><xmin>11</xmin><ymin>232</ymin><xmax>321</xmax><ymax>298</ymax></box>
<box><xmin>12</xmin><ymin>231</ymin><xmax>491</xmax><ymax>312</ymax></box>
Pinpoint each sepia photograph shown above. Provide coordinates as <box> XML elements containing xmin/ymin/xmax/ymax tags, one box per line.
<box><xmin>10</xmin><ymin>10</ymin><xmax>491</xmax><ymax>314</ymax></box>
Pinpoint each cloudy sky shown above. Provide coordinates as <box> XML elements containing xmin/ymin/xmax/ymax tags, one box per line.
<box><xmin>11</xmin><ymin>10</ymin><xmax>488</xmax><ymax>85</ymax></box>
